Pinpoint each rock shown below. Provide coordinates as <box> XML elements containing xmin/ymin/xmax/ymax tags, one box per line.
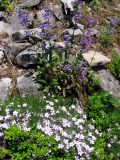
<box><xmin>0</xmin><ymin>51</ymin><xmax>4</xmax><ymax>64</ymax></box>
<box><xmin>15</xmin><ymin>45</ymin><xmax>40</xmax><ymax>67</ymax></box>
<box><xmin>0</xmin><ymin>21</ymin><xmax>13</xmax><ymax>36</ymax></box>
<box><xmin>37</xmin><ymin>9</ymin><xmax>55</xmax><ymax>25</ymax></box>
<box><xmin>76</xmin><ymin>23</ymin><xmax>84</xmax><ymax>30</ymax></box>
<box><xmin>82</xmin><ymin>50</ymin><xmax>111</xmax><ymax>67</ymax></box>
<box><xmin>0</xmin><ymin>11</ymin><xmax>7</xmax><ymax>22</ymax></box>
<box><xmin>49</xmin><ymin>4</ymin><xmax>64</xmax><ymax>20</ymax></box>
<box><xmin>19</xmin><ymin>0</ymin><xmax>42</xmax><ymax>8</ymax></box>
<box><xmin>17</xmin><ymin>73</ymin><xmax>39</xmax><ymax>96</ymax></box>
<box><xmin>0</xmin><ymin>78</ymin><xmax>12</xmax><ymax>101</ymax></box>
<box><xmin>9</xmin><ymin>7</ymin><xmax>27</xmax><ymax>33</ymax></box>
<box><xmin>66</xmin><ymin>28</ymin><xmax>83</xmax><ymax>36</ymax></box>
<box><xmin>114</xmin><ymin>48</ymin><xmax>120</xmax><ymax>56</ymax></box>
<box><xmin>114</xmin><ymin>3</ymin><xmax>120</xmax><ymax>11</ymax></box>
<box><xmin>97</xmin><ymin>69</ymin><xmax>120</xmax><ymax>99</ymax></box>
<box><xmin>61</xmin><ymin>0</ymin><xmax>76</xmax><ymax>11</ymax></box>
<box><xmin>5</xmin><ymin>42</ymin><xmax>31</xmax><ymax>61</ymax></box>
<box><xmin>12</xmin><ymin>28</ymin><xmax>42</xmax><ymax>42</ymax></box>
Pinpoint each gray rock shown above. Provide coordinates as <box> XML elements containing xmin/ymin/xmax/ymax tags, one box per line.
<box><xmin>97</xmin><ymin>69</ymin><xmax>120</xmax><ymax>99</ymax></box>
<box><xmin>0</xmin><ymin>51</ymin><xmax>4</xmax><ymax>64</ymax></box>
<box><xmin>17</xmin><ymin>73</ymin><xmax>39</xmax><ymax>96</ymax></box>
<box><xmin>19</xmin><ymin>0</ymin><xmax>42</xmax><ymax>8</ymax></box>
<box><xmin>0</xmin><ymin>11</ymin><xmax>7</xmax><ymax>22</ymax></box>
<box><xmin>0</xmin><ymin>78</ymin><xmax>12</xmax><ymax>101</ymax></box>
<box><xmin>0</xmin><ymin>21</ymin><xmax>13</xmax><ymax>36</ymax></box>
<box><xmin>15</xmin><ymin>45</ymin><xmax>40</xmax><ymax>67</ymax></box>
<box><xmin>37</xmin><ymin>9</ymin><xmax>56</xmax><ymax>25</ymax></box>
<box><xmin>49</xmin><ymin>4</ymin><xmax>64</xmax><ymax>20</ymax></box>
<box><xmin>12</xmin><ymin>28</ymin><xmax>42</xmax><ymax>42</ymax></box>
<box><xmin>82</xmin><ymin>50</ymin><xmax>111</xmax><ymax>67</ymax></box>
<box><xmin>5</xmin><ymin>42</ymin><xmax>31</xmax><ymax>61</ymax></box>
<box><xmin>65</xmin><ymin>28</ymin><xmax>83</xmax><ymax>36</ymax></box>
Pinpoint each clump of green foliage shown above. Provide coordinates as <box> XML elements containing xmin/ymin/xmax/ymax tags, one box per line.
<box><xmin>99</xmin><ymin>30</ymin><xmax>115</xmax><ymax>48</ymax></box>
<box><xmin>0</xmin><ymin>125</ymin><xmax>74</xmax><ymax>160</ymax></box>
<box><xmin>108</xmin><ymin>54</ymin><xmax>120</xmax><ymax>80</ymax></box>
<box><xmin>86</xmin><ymin>91</ymin><xmax>120</xmax><ymax>160</ymax></box>
<box><xmin>0</xmin><ymin>0</ymin><xmax>14</xmax><ymax>12</ymax></box>
<box><xmin>34</xmin><ymin>49</ymin><xmax>88</xmax><ymax>97</ymax></box>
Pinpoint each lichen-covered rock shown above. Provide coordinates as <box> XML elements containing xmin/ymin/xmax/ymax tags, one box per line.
<box><xmin>0</xmin><ymin>78</ymin><xmax>12</xmax><ymax>101</ymax></box>
<box><xmin>17</xmin><ymin>73</ymin><xmax>39</xmax><ymax>96</ymax></box>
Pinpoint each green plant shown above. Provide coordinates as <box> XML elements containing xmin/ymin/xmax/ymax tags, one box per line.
<box><xmin>99</xmin><ymin>30</ymin><xmax>115</xmax><ymax>48</ymax></box>
<box><xmin>0</xmin><ymin>0</ymin><xmax>14</xmax><ymax>12</ymax></box>
<box><xmin>0</xmin><ymin>125</ymin><xmax>74</xmax><ymax>160</ymax></box>
<box><xmin>87</xmin><ymin>70</ymin><xmax>100</xmax><ymax>93</ymax></box>
<box><xmin>86</xmin><ymin>91</ymin><xmax>120</xmax><ymax>159</ymax></box>
<box><xmin>34</xmin><ymin>49</ymin><xmax>88</xmax><ymax>97</ymax></box>
<box><xmin>108</xmin><ymin>54</ymin><xmax>120</xmax><ymax>80</ymax></box>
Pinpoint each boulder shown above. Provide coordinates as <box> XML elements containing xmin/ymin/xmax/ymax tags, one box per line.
<box><xmin>18</xmin><ymin>0</ymin><xmax>42</xmax><ymax>8</ymax></box>
<box><xmin>17</xmin><ymin>73</ymin><xmax>39</xmax><ymax>96</ymax></box>
<box><xmin>15</xmin><ymin>45</ymin><xmax>40</xmax><ymax>67</ymax></box>
<box><xmin>0</xmin><ymin>78</ymin><xmax>12</xmax><ymax>101</ymax></box>
<box><xmin>5</xmin><ymin>42</ymin><xmax>31</xmax><ymax>61</ymax></box>
<box><xmin>97</xmin><ymin>69</ymin><xmax>120</xmax><ymax>99</ymax></box>
<box><xmin>0</xmin><ymin>21</ymin><xmax>13</xmax><ymax>36</ymax></box>
<box><xmin>82</xmin><ymin>50</ymin><xmax>111</xmax><ymax>67</ymax></box>
<box><xmin>12</xmin><ymin>28</ymin><xmax>42</xmax><ymax>42</ymax></box>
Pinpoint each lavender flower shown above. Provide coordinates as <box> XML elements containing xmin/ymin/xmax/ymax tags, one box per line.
<box><xmin>61</xmin><ymin>64</ymin><xmax>72</xmax><ymax>71</ymax></box>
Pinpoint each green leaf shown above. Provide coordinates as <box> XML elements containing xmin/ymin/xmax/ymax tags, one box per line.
<box><xmin>43</xmin><ymin>86</ymin><xmax>50</xmax><ymax>92</ymax></box>
<box><xmin>57</xmin><ymin>86</ymin><xmax>61</xmax><ymax>90</ymax></box>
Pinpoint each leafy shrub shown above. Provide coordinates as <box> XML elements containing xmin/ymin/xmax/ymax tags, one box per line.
<box><xmin>86</xmin><ymin>91</ymin><xmax>120</xmax><ymax>159</ymax></box>
<box><xmin>108</xmin><ymin>54</ymin><xmax>120</xmax><ymax>80</ymax></box>
<box><xmin>0</xmin><ymin>125</ymin><xmax>72</xmax><ymax>160</ymax></box>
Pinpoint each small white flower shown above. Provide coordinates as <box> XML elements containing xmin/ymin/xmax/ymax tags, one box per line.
<box><xmin>46</xmin><ymin>104</ymin><xmax>51</xmax><ymax>110</ymax></box>
<box><xmin>0</xmin><ymin>116</ymin><xmax>3</xmax><ymax>121</ymax></box>
<box><xmin>0</xmin><ymin>132</ymin><xmax>3</xmax><ymax>137</ymax></box>
<box><xmin>23</xmin><ymin>103</ymin><xmax>27</xmax><ymax>107</ymax></box>
<box><xmin>71</xmin><ymin>104</ymin><xmax>75</xmax><ymax>109</ymax></box>
<box><xmin>61</xmin><ymin>106</ymin><xmax>67</xmax><ymax>112</ymax></box>
<box><xmin>49</xmin><ymin>101</ymin><xmax>54</xmax><ymax>106</ymax></box>
<box><xmin>108</xmin><ymin>143</ymin><xmax>111</xmax><ymax>148</ymax></box>
<box><xmin>13</xmin><ymin>110</ymin><xmax>18</xmax><ymax>116</ymax></box>
<box><xmin>55</xmin><ymin>134</ymin><xmax>60</xmax><ymax>141</ymax></box>
<box><xmin>58</xmin><ymin>143</ymin><xmax>64</xmax><ymax>149</ymax></box>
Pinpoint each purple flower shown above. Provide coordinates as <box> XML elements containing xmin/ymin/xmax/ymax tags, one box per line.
<box><xmin>111</xmin><ymin>18</ymin><xmax>119</xmax><ymax>27</ymax></box>
<box><xmin>63</xmin><ymin>34</ymin><xmax>72</xmax><ymax>44</ymax></box>
<box><xmin>40</xmin><ymin>22</ymin><xmax>50</xmax><ymax>29</ymax></box>
<box><xmin>42</xmin><ymin>5</ymin><xmax>49</xmax><ymax>11</ymax></box>
<box><xmin>61</xmin><ymin>64</ymin><xmax>72</xmax><ymax>71</ymax></box>
<box><xmin>74</xmin><ymin>12</ymin><xmax>82</xmax><ymax>20</ymax></box>
<box><xmin>16</xmin><ymin>7</ymin><xmax>29</xmax><ymax>27</ymax></box>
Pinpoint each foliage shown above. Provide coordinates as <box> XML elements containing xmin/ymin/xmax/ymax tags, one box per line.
<box><xmin>34</xmin><ymin>49</ymin><xmax>88</xmax><ymax>97</ymax></box>
<box><xmin>87</xmin><ymin>70</ymin><xmax>100</xmax><ymax>93</ymax></box>
<box><xmin>99</xmin><ymin>30</ymin><xmax>115</xmax><ymax>48</ymax></box>
<box><xmin>0</xmin><ymin>0</ymin><xmax>14</xmax><ymax>12</ymax></box>
<box><xmin>0</xmin><ymin>125</ymin><xmax>73</xmax><ymax>160</ymax></box>
<box><xmin>86</xmin><ymin>91</ymin><xmax>120</xmax><ymax>159</ymax></box>
<box><xmin>108</xmin><ymin>54</ymin><xmax>120</xmax><ymax>80</ymax></box>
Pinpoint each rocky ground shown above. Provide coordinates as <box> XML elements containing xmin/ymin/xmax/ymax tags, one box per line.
<box><xmin>0</xmin><ymin>0</ymin><xmax>120</xmax><ymax>101</ymax></box>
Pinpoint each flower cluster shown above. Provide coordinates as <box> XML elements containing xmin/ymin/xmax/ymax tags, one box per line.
<box><xmin>16</xmin><ymin>7</ymin><xmax>29</xmax><ymax>27</ymax></box>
